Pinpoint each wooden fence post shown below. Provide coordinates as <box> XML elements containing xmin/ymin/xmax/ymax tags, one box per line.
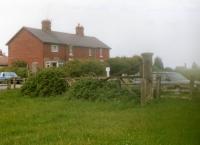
<box><xmin>140</xmin><ymin>78</ymin><xmax>146</xmax><ymax>105</ymax></box>
<box><xmin>155</xmin><ymin>75</ymin><xmax>161</xmax><ymax>98</ymax></box>
<box><xmin>7</xmin><ymin>79</ymin><xmax>11</xmax><ymax>90</ymax></box>
<box><xmin>190</xmin><ymin>77</ymin><xmax>194</xmax><ymax>95</ymax></box>
<box><xmin>140</xmin><ymin>52</ymin><xmax>153</xmax><ymax>105</ymax></box>
<box><xmin>13</xmin><ymin>78</ymin><xmax>16</xmax><ymax>89</ymax></box>
<box><xmin>23</xmin><ymin>78</ymin><xmax>26</xmax><ymax>84</ymax></box>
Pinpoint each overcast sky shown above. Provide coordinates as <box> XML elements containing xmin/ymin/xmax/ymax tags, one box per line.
<box><xmin>0</xmin><ymin>0</ymin><xmax>199</xmax><ymax>68</ymax></box>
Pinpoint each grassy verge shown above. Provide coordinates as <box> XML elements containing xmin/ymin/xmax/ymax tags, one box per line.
<box><xmin>0</xmin><ymin>90</ymin><xmax>200</xmax><ymax>145</ymax></box>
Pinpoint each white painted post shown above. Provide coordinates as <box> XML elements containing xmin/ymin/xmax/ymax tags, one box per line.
<box><xmin>106</xmin><ymin>67</ymin><xmax>110</xmax><ymax>77</ymax></box>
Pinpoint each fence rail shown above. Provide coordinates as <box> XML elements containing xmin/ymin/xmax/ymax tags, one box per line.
<box><xmin>0</xmin><ymin>76</ymin><xmax>197</xmax><ymax>98</ymax></box>
<box><xmin>0</xmin><ymin>78</ymin><xmax>25</xmax><ymax>90</ymax></box>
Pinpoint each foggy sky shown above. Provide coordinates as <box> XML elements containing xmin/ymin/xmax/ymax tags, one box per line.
<box><xmin>0</xmin><ymin>0</ymin><xmax>199</xmax><ymax>68</ymax></box>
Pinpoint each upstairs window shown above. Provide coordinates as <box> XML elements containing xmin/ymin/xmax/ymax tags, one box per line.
<box><xmin>51</xmin><ymin>45</ymin><xmax>59</xmax><ymax>52</ymax></box>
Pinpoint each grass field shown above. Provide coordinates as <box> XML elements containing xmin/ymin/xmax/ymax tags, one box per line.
<box><xmin>0</xmin><ymin>90</ymin><xmax>200</xmax><ymax>145</ymax></box>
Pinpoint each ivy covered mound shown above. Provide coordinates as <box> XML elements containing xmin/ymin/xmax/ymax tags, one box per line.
<box><xmin>21</xmin><ymin>69</ymin><xmax>68</xmax><ymax>97</ymax></box>
<box><xmin>68</xmin><ymin>79</ymin><xmax>138</xmax><ymax>102</ymax></box>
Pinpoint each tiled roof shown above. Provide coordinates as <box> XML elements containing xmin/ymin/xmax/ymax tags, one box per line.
<box><xmin>25</xmin><ymin>27</ymin><xmax>111</xmax><ymax>49</ymax></box>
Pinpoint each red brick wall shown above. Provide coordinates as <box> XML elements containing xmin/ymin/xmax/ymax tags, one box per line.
<box><xmin>72</xmin><ymin>47</ymin><xmax>109</xmax><ymax>61</ymax></box>
<box><xmin>8</xmin><ymin>29</ymin><xmax>44</xmax><ymax>68</ymax></box>
<box><xmin>8</xmin><ymin>28</ymin><xmax>110</xmax><ymax>68</ymax></box>
<box><xmin>43</xmin><ymin>44</ymin><xmax>67</xmax><ymax>61</ymax></box>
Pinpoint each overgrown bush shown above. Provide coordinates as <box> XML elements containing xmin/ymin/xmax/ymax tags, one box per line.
<box><xmin>68</xmin><ymin>78</ymin><xmax>138</xmax><ymax>101</ymax></box>
<box><xmin>21</xmin><ymin>68</ymin><xmax>68</xmax><ymax>97</ymax></box>
<box><xmin>62</xmin><ymin>60</ymin><xmax>106</xmax><ymax>77</ymax></box>
<box><xmin>12</xmin><ymin>60</ymin><xmax>27</xmax><ymax>67</ymax></box>
<box><xmin>107</xmin><ymin>56</ymin><xmax>142</xmax><ymax>76</ymax></box>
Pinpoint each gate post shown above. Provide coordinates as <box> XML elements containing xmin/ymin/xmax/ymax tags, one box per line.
<box><xmin>7</xmin><ymin>79</ymin><xmax>11</xmax><ymax>90</ymax></box>
<box><xmin>140</xmin><ymin>52</ymin><xmax>153</xmax><ymax>105</ymax></box>
<box><xmin>13</xmin><ymin>78</ymin><xmax>16</xmax><ymax>89</ymax></box>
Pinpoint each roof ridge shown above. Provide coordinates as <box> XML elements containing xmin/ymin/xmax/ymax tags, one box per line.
<box><xmin>22</xmin><ymin>27</ymin><xmax>111</xmax><ymax>49</ymax></box>
<box><xmin>25</xmin><ymin>27</ymin><xmax>95</xmax><ymax>38</ymax></box>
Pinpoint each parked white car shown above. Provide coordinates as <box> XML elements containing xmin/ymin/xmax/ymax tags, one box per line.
<box><xmin>0</xmin><ymin>72</ymin><xmax>22</xmax><ymax>84</ymax></box>
<box><xmin>133</xmin><ymin>72</ymin><xmax>199</xmax><ymax>89</ymax></box>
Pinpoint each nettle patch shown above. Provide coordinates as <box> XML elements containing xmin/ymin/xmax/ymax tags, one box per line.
<box><xmin>68</xmin><ymin>78</ymin><xmax>138</xmax><ymax>102</ymax></box>
<box><xmin>21</xmin><ymin>68</ymin><xmax>68</xmax><ymax>97</ymax></box>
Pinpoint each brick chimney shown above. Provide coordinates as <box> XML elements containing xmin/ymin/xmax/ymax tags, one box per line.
<box><xmin>42</xmin><ymin>19</ymin><xmax>51</xmax><ymax>32</ymax></box>
<box><xmin>76</xmin><ymin>23</ymin><xmax>84</xmax><ymax>36</ymax></box>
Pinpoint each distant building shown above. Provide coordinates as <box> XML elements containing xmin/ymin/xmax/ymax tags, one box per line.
<box><xmin>0</xmin><ymin>49</ymin><xmax>8</xmax><ymax>67</ymax></box>
<box><xmin>6</xmin><ymin>20</ymin><xmax>111</xmax><ymax>69</ymax></box>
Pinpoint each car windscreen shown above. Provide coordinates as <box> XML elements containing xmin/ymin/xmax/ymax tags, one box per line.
<box><xmin>167</xmin><ymin>73</ymin><xmax>188</xmax><ymax>81</ymax></box>
<box><xmin>5</xmin><ymin>72</ymin><xmax>17</xmax><ymax>77</ymax></box>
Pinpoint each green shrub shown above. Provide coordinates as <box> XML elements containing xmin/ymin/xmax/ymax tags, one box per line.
<box><xmin>68</xmin><ymin>78</ymin><xmax>138</xmax><ymax>101</ymax></box>
<box><xmin>62</xmin><ymin>60</ymin><xmax>106</xmax><ymax>77</ymax></box>
<box><xmin>12</xmin><ymin>60</ymin><xmax>27</xmax><ymax>67</ymax></box>
<box><xmin>13</xmin><ymin>67</ymin><xmax>28</xmax><ymax>78</ymax></box>
<box><xmin>21</xmin><ymin>68</ymin><xmax>68</xmax><ymax>97</ymax></box>
<box><xmin>107</xmin><ymin>56</ymin><xmax>142</xmax><ymax>76</ymax></box>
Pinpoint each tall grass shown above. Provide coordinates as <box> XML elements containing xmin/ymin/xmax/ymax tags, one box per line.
<box><xmin>0</xmin><ymin>90</ymin><xmax>200</xmax><ymax>145</ymax></box>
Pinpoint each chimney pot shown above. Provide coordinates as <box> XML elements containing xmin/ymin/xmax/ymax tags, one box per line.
<box><xmin>76</xmin><ymin>23</ymin><xmax>84</xmax><ymax>36</ymax></box>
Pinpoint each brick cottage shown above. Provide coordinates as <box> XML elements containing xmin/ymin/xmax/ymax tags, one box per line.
<box><xmin>7</xmin><ymin>20</ymin><xmax>111</xmax><ymax>69</ymax></box>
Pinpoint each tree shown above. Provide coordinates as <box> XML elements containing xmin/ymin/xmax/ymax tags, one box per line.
<box><xmin>21</xmin><ymin>68</ymin><xmax>68</xmax><ymax>97</ymax></box>
<box><xmin>164</xmin><ymin>67</ymin><xmax>173</xmax><ymax>72</ymax></box>
<box><xmin>153</xmin><ymin>57</ymin><xmax>164</xmax><ymax>71</ymax></box>
<box><xmin>62</xmin><ymin>60</ymin><xmax>106</xmax><ymax>77</ymax></box>
<box><xmin>107</xmin><ymin>55</ymin><xmax>142</xmax><ymax>76</ymax></box>
<box><xmin>192</xmin><ymin>62</ymin><xmax>198</xmax><ymax>69</ymax></box>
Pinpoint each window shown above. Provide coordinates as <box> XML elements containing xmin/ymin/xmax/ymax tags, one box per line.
<box><xmin>69</xmin><ymin>46</ymin><xmax>73</xmax><ymax>56</ymax></box>
<box><xmin>45</xmin><ymin>62</ymin><xmax>51</xmax><ymax>68</ymax></box>
<box><xmin>51</xmin><ymin>45</ymin><xmax>59</xmax><ymax>52</ymax></box>
<box><xmin>45</xmin><ymin>61</ymin><xmax>59</xmax><ymax>68</ymax></box>
<box><xmin>89</xmin><ymin>48</ymin><xmax>92</xmax><ymax>56</ymax></box>
<box><xmin>51</xmin><ymin>62</ymin><xmax>57</xmax><ymax>67</ymax></box>
<box><xmin>100</xmin><ymin>48</ymin><xmax>103</xmax><ymax>58</ymax></box>
<box><xmin>58</xmin><ymin>62</ymin><xmax>64</xmax><ymax>67</ymax></box>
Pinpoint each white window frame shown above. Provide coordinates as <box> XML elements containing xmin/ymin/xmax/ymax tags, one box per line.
<box><xmin>58</xmin><ymin>62</ymin><xmax>64</xmax><ymax>67</ymax></box>
<box><xmin>89</xmin><ymin>48</ymin><xmax>92</xmax><ymax>56</ymax></box>
<box><xmin>69</xmin><ymin>46</ymin><xmax>73</xmax><ymax>56</ymax></box>
<box><xmin>51</xmin><ymin>45</ymin><xmax>59</xmax><ymax>52</ymax></box>
<box><xmin>45</xmin><ymin>62</ymin><xmax>51</xmax><ymax>68</ymax></box>
<box><xmin>45</xmin><ymin>61</ymin><xmax>59</xmax><ymax>68</ymax></box>
<box><xmin>100</xmin><ymin>48</ymin><xmax>103</xmax><ymax>58</ymax></box>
